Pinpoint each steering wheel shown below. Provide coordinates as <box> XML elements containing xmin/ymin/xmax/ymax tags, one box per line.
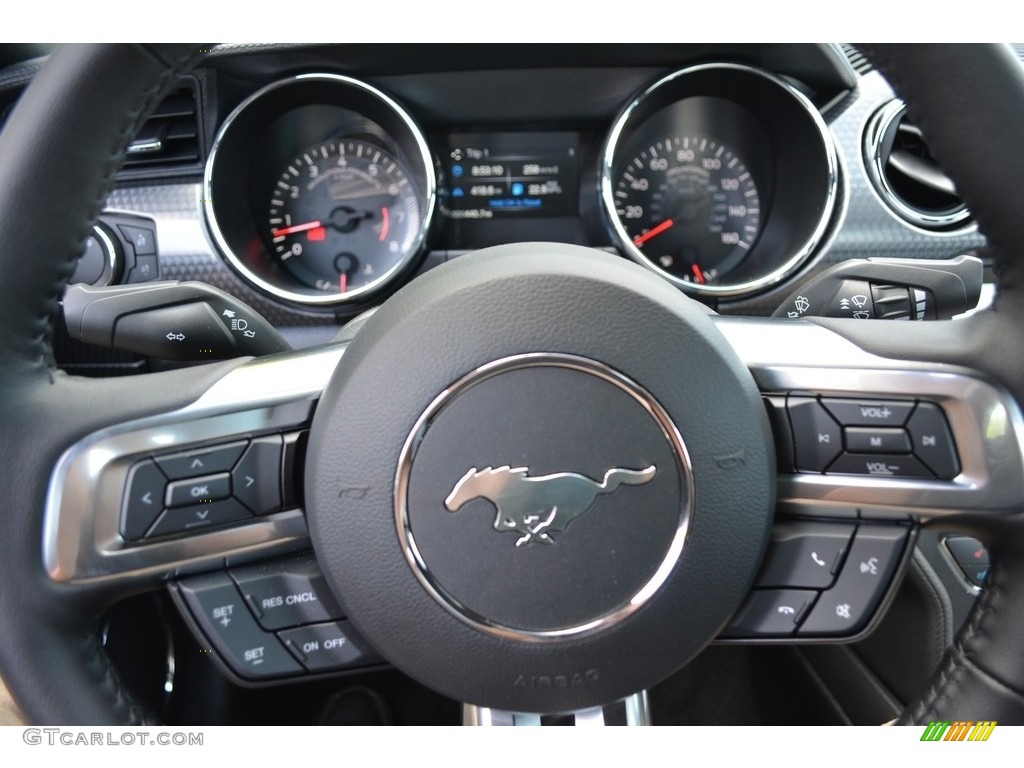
<box><xmin>2</xmin><ymin>43</ymin><xmax>1024</xmax><ymax>725</ymax></box>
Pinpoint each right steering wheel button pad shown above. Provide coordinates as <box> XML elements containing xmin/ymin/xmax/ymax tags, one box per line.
<box><xmin>120</xmin><ymin>431</ymin><xmax>296</xmax><ymax>542</ymax></box>
<box><xmin>174</xmin><ymin>553</ymin><xmax>382</xmax><ymax>682</ymax></box>
<box><xmin>724</xmin><ymin>521</ymin><xmax>910</xmax><ymax>640</ymax></box>
<box><xmin>786</xmin><ymin>396</ymin><xmax>960</xmax><ymax>479</ymax></box>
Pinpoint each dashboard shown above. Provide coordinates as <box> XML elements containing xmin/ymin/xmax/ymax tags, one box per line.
<box><xmin>0</xmin><ymin>43</ymin><xmax>988</xmax><ymax>366</ymax></box>
<box><xmin>0</xmin><ymin>43</ymin><xmax>1003</xmax><ymax>727</ymax></box>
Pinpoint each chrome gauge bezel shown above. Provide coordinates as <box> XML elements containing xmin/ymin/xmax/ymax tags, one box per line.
<box><xmin>601</xmin><ymin>63</ymin><xmax>839</xmax><ymax>298</ymax></box>
<box><xmin>203</xmin><ymin>73</ymin><xmax>437</xmax><ymax>307</ymax></box>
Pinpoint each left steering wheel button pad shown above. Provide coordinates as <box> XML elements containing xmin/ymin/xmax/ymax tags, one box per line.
<box><xmin>118</xmin><ymin>435</ymin><xmax>292</xmax><ymax>543</ymax></box>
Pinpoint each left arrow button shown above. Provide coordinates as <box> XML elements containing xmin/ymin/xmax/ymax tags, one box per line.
<box><xmin>120</xmin><ymin>460</ymin><xmax>168</xmax><ymax>541</ymax></box>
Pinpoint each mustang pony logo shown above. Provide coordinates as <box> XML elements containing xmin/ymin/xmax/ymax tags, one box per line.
<box><xmin>444</xmin><ymin>464</ymin><xmax>657</xmax><ymax>547</ymax></box>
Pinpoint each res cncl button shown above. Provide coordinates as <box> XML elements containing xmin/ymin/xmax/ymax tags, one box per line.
<box><xmin>230</xmin><ymin>555</ymin><xmax>344</xmax><ymax>631</ymax></box>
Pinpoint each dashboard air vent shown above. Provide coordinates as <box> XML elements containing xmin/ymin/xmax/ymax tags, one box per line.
<box><xmin>840</xmin><ymin>44</ymin><xmax>873</xmax><ymax>75</ymax></box>
<box><xmin>864</xmin><ymin>99</ymin><xmax>972</xmax><ymax>231</ymax></box>
<box><xmin>119</xmin><ymin>81</ymin><xmax>202</xmax><ymax>175</ymax></box>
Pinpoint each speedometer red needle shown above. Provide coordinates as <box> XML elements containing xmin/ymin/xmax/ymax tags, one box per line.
<box><xmin>271</xmin><ymin>220</ymin><xmax>322</xmax><ymax>237</ymax></box>
<box><xmin>632</xmin><ymin>218</ymin><xmax>674</xmax><ymax>247</ymax></box>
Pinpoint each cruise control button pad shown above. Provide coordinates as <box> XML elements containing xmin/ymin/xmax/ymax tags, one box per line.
<box><xmin>173</xmin><ymin>552</ymin><xmax>382</xmax><ymax>684</ymax></box>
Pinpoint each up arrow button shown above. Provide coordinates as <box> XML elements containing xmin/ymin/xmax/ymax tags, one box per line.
<box><xmin>154</xmin><ymin>440</ymin><xmax>247</xmax><ymax>480</ymax></box>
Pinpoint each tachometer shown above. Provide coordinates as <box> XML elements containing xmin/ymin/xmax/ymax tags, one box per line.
<box><xmin>267</xmin><ymin>139</ymin><xmax>421</xmax><ymax>297</ymax></box>
<box><xmin>614</xmin><ymin>136</ymin><xmax>761</xmax><ymax>286</ymax></box>
<box><xmin>204</xmin><ymin>73</ymin><xmax>436</xmax><ymax>308</ymax></box>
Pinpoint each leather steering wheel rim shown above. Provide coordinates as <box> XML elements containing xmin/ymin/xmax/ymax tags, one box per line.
<box><xmin>0</xmin><ymin>43</ymin><xmax>1023</xmax><ymax>725</ymax></box>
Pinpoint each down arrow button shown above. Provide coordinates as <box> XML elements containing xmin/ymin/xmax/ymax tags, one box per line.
<box><xmin>233</xmin><ymin>435</ymin><xmax>283</xmax><ymax>515</ymax></box>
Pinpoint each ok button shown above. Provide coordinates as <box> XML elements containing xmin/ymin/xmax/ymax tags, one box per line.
<box><xmin>166</xmin><ymin>472</ymin><xmax>231</xmax><ymax>507</ymax></box>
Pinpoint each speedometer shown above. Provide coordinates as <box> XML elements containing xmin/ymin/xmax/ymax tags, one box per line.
<box><xmin>601</xmin><ymin>64</ymin><xmax>838</xmax><ymax>299</ymax></box>
<box><xmin>614</xmin><ymin>136</ymin><xmax>761</xmax><ymax>286</ymax></box>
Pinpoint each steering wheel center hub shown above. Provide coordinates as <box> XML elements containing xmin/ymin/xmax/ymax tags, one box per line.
<box><xmin>397</xmin><ymin>353</ymin><xmax>692</xmax><ymax>638</ymax></box>
<box><xmin>306</xmin><ymin>243</ymin><xmax>775</xmax><ymax>711</ymax></box>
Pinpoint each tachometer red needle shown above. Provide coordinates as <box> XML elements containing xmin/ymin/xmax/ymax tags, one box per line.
<box><xmin>271</xmin><ymin>220</ymin><xmax>322</xmax><ymax>237</ymax></box>
<box><xmin>691</xmin><ymin>265</ymin><xmax>705</xmax><ymax>284</ymax></box>
<box><xmin>632</xmin><ymin>218</ymin><xmax>674</xmax><ymax>247</ymax></box>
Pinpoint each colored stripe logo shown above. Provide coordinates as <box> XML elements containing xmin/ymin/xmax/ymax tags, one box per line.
<box><xmin>920</xmin><ymin>721</ymin><xmax>996</xmax><ymax>741</ymax></box>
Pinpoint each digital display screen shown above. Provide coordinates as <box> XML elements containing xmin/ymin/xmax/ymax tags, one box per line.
<box><xmin>443</xmin><ymin>132</ymin><xmax>579</xmax><ymax>219</ymax></box>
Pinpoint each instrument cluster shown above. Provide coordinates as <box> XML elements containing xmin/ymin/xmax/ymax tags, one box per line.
<box><xmin>204</xmin><ymin>63</ymin><xmax>838</xmax><ymax>308</ymax></box>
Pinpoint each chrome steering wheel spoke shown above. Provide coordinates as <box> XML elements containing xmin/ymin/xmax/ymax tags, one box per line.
<box><xmin>715</xmin><ymin>316</ymin><xmax>1024</xmax><ymax>523</ymax></box>
<box><xmin>43</xmin><ymin>344</ymin><xmax>346</xmax><ymax>588</ymax></box>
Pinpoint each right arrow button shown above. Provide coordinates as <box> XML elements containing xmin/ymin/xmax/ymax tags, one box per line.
<box><xmin>232</xmin><ymin>434</ymin><xmax>283</xmax><ymax>515</ymax></box>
